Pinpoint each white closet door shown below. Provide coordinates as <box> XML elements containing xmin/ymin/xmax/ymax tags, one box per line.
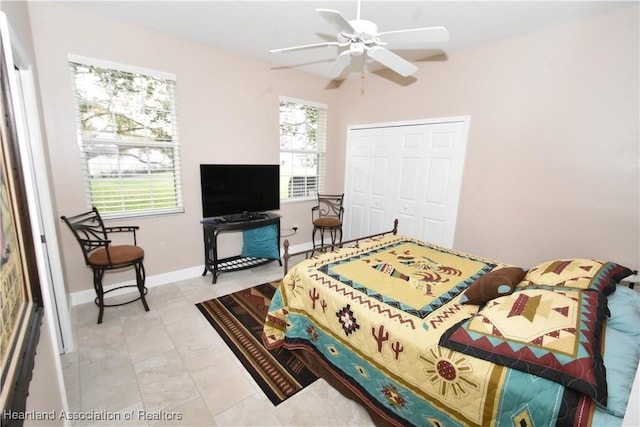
<box><xmin>344</xmin><ymin>128</ymin><xmax>396</xmax><ymax>239</ymax></box>
<box><xmin>344</xmin><ymin>117</ymin><xmax>469</xmax><ymax>248</ymax></box>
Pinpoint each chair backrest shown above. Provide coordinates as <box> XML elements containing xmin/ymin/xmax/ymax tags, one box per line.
<box><xmin>314</xmin><ymin>194</ymin><xmax>344</xmax><ymax>220</ymax></box>
<box><xmin>60</xmin><ymin>207</ymin><xmax>108</xmax><ymax>266</ymax></box>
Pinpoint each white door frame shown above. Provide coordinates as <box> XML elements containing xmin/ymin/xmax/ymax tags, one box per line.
<box><xmin>1</xmin><ymin>13</ymin><xmax>73</xmax><ymax>353</ymax></box>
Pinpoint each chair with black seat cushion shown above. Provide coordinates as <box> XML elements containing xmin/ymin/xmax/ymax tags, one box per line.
<box><xmin>61</xmin><ymin>207</ymin><xmax>149</xmax><ymax>324</ymax></box>
<box><xmin>311</xmin><ymin>194</ymin><xmax>344</xmax><ymax>254</ymax></box>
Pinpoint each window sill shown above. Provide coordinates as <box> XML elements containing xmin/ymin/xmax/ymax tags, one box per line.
<box><xmin>280</xmin><ymin>197</ymin><xmax>316</xmax><ymax>205</ymax></box>
<box><xmin>100</xmin><ymin>207</ymin><xmax>185</xmax><ymax>221</ymax></box>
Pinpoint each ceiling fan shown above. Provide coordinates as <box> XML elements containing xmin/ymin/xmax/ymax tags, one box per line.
<box><xmin>269</xmin><ymin>0</ymin><xmax>449</xmax><ymax>80</ymax></box>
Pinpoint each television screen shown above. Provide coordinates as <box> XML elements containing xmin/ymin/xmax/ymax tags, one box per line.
<box><xmin>200</xmin><ymin>164</ymin><xmax>280</xmax><ymax>219</ymax></box>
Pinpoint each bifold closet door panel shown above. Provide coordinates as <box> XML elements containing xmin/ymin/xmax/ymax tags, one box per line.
<box><xmin>344</xmin><ymin>118</ymin><xmax>469</xmax><ymax>248</ymax></box>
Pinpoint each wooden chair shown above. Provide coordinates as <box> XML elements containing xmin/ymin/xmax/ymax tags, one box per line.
<box><xmin>61</xmin><ymin>207</ymin><xmax>149</xmax><ymax>324</ymax></box>
<box><xmin>311</xmin><ymin>194</ymin><xmax>344</xmax><ymax>254</ymax></box>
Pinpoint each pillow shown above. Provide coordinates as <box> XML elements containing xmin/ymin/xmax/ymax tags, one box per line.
<box><xmin>241</xmin><ymin>224</ymin><xmax>280</xmax><ymax>260</ymax></box>
<box><xmin>599</xmin><ymin>285</ymin><xmax>640</xmax><ymax>416</ymax></box>
<box><xmin>460</xmin><ymin>266</ymin><xmax>526</xmax><ymax>305</ymax></box>
<box><xmin>600</xmin><ymin>328</ymin><xmax>639</xmax><ymax>416</ymax></box>
<box><xmin>440</xmin><ymin>287</ymin><xmax>609</xmax><ymax>405</ymax></box>
<box><xmin>607</xmin><ymin>285</ymin><xmax>640</xmax><ymax>336</ymax></box>
<box><xmin>520</xmin><ymin>259</ymin><xmax>633</xmax><ymax>295</ymax></box>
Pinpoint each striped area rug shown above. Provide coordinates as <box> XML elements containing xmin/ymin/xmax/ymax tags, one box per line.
<box><xmin>196</xmin><ymin>281</ymin><xmax>318</xmax><ymax>405</ymax></box>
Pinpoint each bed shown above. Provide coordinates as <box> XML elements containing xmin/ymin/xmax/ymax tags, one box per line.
<box><xmin>262</xmin><ymin>221</ymin><xmax>639</xmax><ymax>426</ymax></box>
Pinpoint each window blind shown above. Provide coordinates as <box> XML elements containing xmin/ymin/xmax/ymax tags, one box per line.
<box><xmin>279</xmin><ymin>97</ymin><xmax>327</xmax><ymax>201</ymax></box>
<box><xmin>69</xmin><ymin>59</ymin><xmax>183</xmax><ymax>218</ymax></box>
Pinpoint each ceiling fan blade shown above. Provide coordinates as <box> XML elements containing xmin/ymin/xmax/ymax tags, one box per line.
<box><xmin>367</xmin><ymin>46</ymin><xmax>418</xmax><ymax>77</ymax></box>
<box><xmin>377</xmin><ymin>26</ymin><xmax>450</xmax><ymax>44</ymax></box>
<box><xmin>316</xmin><ymin>9</ymin><xmax>356</xmax><ymax>34</ymax></box>
<box><xmin>326</xmin><ymin>51</ymin><xmax>352</xmax><ymax>80</ymax></box>
<box><xmin>270</xmin><ymin>41</ymin><xmax>339</xmax><ymax>54</ymax></box>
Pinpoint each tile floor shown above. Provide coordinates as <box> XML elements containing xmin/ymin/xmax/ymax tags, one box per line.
<box><xmin>61</xmin><ymin>262</ymin><xmax>376</xmax><ymax>426</ymax></box>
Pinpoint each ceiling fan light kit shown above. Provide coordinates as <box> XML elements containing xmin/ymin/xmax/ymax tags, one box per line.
<box><xmin>269</xmin><ymin>1</ymin><xmax>449</xmax><ymax>80</ymax></box>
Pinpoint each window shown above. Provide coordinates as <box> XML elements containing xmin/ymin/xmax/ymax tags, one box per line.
<box><xmin>279</xmin><ymin>97</ymin><xmax>327</xmax><ymax>201</ymax></box>
<box><xmin>69</xmin><ymin>56</ymin><xmax>183</xmax><ymax>218</ymax></box>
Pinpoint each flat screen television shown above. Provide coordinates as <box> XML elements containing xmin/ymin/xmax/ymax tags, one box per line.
<box><xmin>200</xmin><ymin>164</ymin><xmax>280</xmax><ymax>219</ymax></box>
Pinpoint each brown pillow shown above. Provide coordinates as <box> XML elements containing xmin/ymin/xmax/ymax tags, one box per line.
<box><xmin>460</xmin><ymin>267</ymin><xmax>526</xmax><ymax>305</ymax></box>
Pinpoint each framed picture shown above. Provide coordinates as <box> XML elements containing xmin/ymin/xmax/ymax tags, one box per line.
<box><xmin>0</xmin><ymin>18</ymin><xmax>44</xmax><ymax>424</ymax></box>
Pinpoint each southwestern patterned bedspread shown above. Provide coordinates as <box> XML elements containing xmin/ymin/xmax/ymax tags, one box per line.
<box><xmin>262</xmin><ymin>235</ymin><xmax>638</xmax><ymax>426</ymax></box>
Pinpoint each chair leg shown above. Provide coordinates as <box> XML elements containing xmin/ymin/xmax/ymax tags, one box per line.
<box><xmin>328</xmin><ymin>227</ymin><xmax>342</xmax><ymax>251</ymax></box>
<box><xmin>91</xmin><ymin>262</ymin><xmax>149</xmax><ymax>324</ymax></box>
<box><xmin>136</xmin><ymin>261</ymin><xmax>150</xmax><ymax>312</ymax></box>
<box><xmin>311</xmin><ymin>226</ymin><xmax>319</xmax><ymax>255</ymax></box>
<box><xmin>93</xmin><ymin>269</ymin><xmax>105</xmax><ymax>324</ymax></box>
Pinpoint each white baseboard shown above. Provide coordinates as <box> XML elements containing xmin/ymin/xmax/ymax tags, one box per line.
<box><xmin>287</xmin><ymin>242</ymin><xmax>314</xmax><ymax>254</ymax></box>
<box><xmin>69</xmin><ymin>242</ymin><xmax>317</xmax><ymax>306</ymax></box>
<box><xmin>69</xmin><ymin>265</ymin><xmax>204</xmax><ymax>306</ymax></box>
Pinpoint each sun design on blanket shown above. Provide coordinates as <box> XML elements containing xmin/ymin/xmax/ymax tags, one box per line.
<box><xmin>371</xmin><ymin>250</ymin><xmax>463</xmax><ymax>296</ymax></box>
<box><xmin>419</xmin><ymin>346</ymin><xmax>478</xmax><ymax>398</ymax></box>
<box><xmin>285</xmin><ymin>270</ymin><xmax>305</xmax><ymax>298</ymax></box>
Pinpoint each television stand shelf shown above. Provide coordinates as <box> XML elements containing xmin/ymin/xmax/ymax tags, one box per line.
<box><xmin>201</xmin><ymin>213</ymin><xmax>281</xmax><ymax>284</ymax></box>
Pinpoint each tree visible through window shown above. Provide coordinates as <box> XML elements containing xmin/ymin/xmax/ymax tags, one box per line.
<box><xmin>69</xmin><ymin>58</ymin><xmax>183</xmax><ymax>217</ymax></box>
<box><xmin>279</xmin><ymin>98</ymin><xmax>326</xmax><ymax>201</ymax></box>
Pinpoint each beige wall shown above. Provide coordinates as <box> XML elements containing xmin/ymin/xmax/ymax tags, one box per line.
<box><xmin>27</xmin><ymin>1</ymin><xmax>639</xmax><ymax>299</ymax></box>
<box><xmin>336</xmin><ymin>5</ymin><xmax>639</xmax><ymax>269</ymax></box>
<box><xmin>27</xmin><ymin>1</ymin><xmax>342</xmax><ymax>293</ymax></box>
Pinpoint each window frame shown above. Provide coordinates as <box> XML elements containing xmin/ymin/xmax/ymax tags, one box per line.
<box><xmin>279</xmin><ymin>96</ymin><xmax>327</xmax><ymax>204</ymax></box>
<box><xmin>68</xmin><ymin>54</ymin><xmax>184</xmax><ymax>219</ymax></box>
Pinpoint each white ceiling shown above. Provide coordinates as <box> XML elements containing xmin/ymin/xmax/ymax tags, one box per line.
<box><xmin>59</xmin><ymin>1</ymin><xmax>635</xmax><ymax>79</ymax></box>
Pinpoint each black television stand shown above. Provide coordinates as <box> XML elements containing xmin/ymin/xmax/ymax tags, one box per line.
<box><xmin>201</xmin><ymin>212</ymin><xmax>281</xmax><ymax>283</ymax></box>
